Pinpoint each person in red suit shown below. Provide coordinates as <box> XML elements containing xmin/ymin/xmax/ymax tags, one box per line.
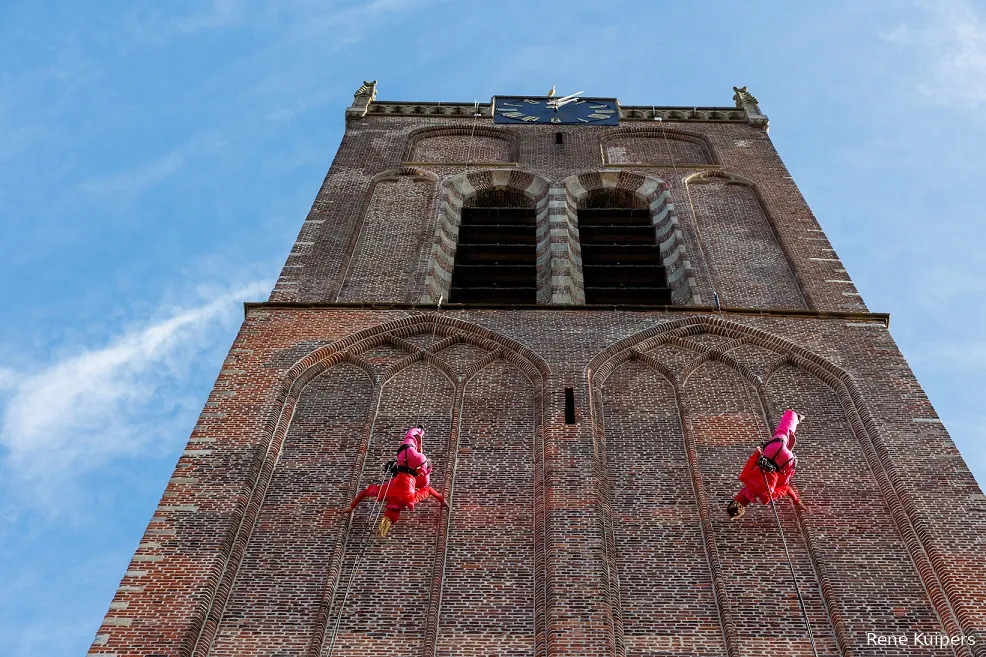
<box><xmin>727</xmin><ymin>410</ymin><xmax>806</xmax><ymax>519</ymax></box>
<box><xmin>345</xmin><ymin>426</ymin><xmax>448</xmax><ymax>537</ymax></box>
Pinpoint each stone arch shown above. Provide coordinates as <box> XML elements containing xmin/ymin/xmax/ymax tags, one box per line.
<box><xmin>422</xmin><ymin>168</ymin><xmax>553</xmax><ymax>304</ymax></box>
<box><xmin>561</xmin><ymin>170</ymin><xmax>699</xmax><ymax>305</ymax></box>
<box><xmin>187</xmin><ymin>314</ymin><xmax>551</xmax><ymax>657</ymax></box>
<box><xmin>203</xmin><ymin>362</ymin><xmax>376</xmax><ymax>657</ymax></box>
<box><xmin>586</xmin><ymin>315</ymin><xmax>973</xmax><ymax>657</ymax></box>
<box><xmin>336</xmin><ymin>166</ymin><xmax>440</xmax><ymax>303</ymax></box>
<box><xmin>369</xmin><ymin>165</ymin><xmax>440</xmax><ymax>184</ymax></box>
<box><xmin>405</xmin><ymin>125</ymin><xmax>519</xmax><ymax>163</ymax></box>
<box><xmin>681</xmin><ymin>169</ymin><xmax>754</xmax><ymax>187</ymax></box>
<box><xmin>599</xmin><ymin>125</ymin><xmax>718</xmax><ymax>166</ymax></box>
<box><xmin>681</xmin><ymin>169</ymin><xmax>809</xmax><ymax>310</ymax></box>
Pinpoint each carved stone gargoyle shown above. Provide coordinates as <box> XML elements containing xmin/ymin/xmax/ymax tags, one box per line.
<box><xmin>347</xmin><ymin>80</ymin><xmax>378</xmax><ymax>120</ymax></box>
<box><xmin>732</xmin><ymin>85</ymin><xmax>768</xmax><ymax>130</ymax></box>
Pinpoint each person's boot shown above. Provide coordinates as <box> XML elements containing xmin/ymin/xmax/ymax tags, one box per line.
<box><xmin>377</xmin><ymin>516</ymin><xmax>393</xmax><ymax>538</ymax></box>
<box><xmin>726</xmin><ymin>499</ymin><xmax>745</xmax><ymax>520</ymax></box>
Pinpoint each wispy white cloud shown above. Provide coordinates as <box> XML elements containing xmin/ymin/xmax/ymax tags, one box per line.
<box><xmin>879</xmin><ymin>0</ymin><xmax>986</xmax><ymax>106</ymax></box>
<box><xmin>80</xmin><ymin>127</ymin><xmax>232</xmax><ymax>201</ymax></box>
<box><xmin>0</xmin><ymin>281</ymin><xmax>269</xmax><ymax>510</ymax></box>
<box><xmin>912</xmin><ymin>342</ymin><xmax>986</xmax><ymax>371</ymax></box>
<box><xmin>171</xmin><ymin>0</ymin><xmax>243</xmax><ymax>34</ymax></box>
<box><xmin>81</xmin><ymin>149</ymin><xmax>185</xmax><ymax>198</ymax></box>
<box><xmin>0</xmin><ymin>367</ymin><xmax>19</xmax><ymax>391</ymax></box>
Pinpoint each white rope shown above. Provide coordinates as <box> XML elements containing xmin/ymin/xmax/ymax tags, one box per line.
<box><xmin>762</xmin><ymin>467</ymin><xmax>821</xmax><ymax>657</ymax></box>
<box><xmin>325</xmin><ymin>475</ymin><xmax>393</xmax><ymax>657</ymax></box>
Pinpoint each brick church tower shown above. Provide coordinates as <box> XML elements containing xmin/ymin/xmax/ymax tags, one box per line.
<box><xmin>91</xmin><ymin>83</ymin><xmax>986</xmax><ymax>657</ymax></box>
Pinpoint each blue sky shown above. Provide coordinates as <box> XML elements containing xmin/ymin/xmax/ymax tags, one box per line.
<box><xmin>1</xmin><ymin>1</ymin><xmax>984</xmax><ymax>654</ymax></box>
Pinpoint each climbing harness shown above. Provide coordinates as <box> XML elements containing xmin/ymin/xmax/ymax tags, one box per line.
<box><xmin>758</xmin><ymin>435</ymin><xmax>797</xmax><ymax>474</ymax></box>
<box><xmin>384</xmin><ymin>441</ymin><xmax>429</xmax><ymax>478</ymax></box>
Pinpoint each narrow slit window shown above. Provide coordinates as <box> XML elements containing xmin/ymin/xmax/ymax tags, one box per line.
<box><xmin>449</xmin><ymin>188</ymin><xmax>537</xmax><ymax>304</ymax></box>
<box><xmin>578</xmin><ymin>189</ymin><xmax>671</xmax><ymax>305</ymax></box>
<box><xmin>565</xmin><ymin>387</ymin><xmax>576</xmax><ymax>424</ymax></box>
<box><xmin>555</xmin><ymin>132</ymin><xmax>565</xmax><ymax>144</ymax></box>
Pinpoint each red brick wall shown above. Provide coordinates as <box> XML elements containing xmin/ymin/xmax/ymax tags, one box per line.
<box><xmin>208</xmin><ymin>364</ymin><xmax>372</xmax><ymax>657</ymax></box>
<box><xmin>89</xmin><ymin>97</ymin><xmax>984</xmax><ymax>657</ymax></box>
<box><xmin>89</xmin><ymin>309</ymin><xmax>986</xmax><ymax>657</ymax></box>
<box><xmin>687</xmin><ymin>176</ymin><xmax>806</xmax><ymax>309</ymax></box>
<box><xmin>600</xmin><ymin>360</ymin><xmax>725</xmax><ymax>656</ymax></box>
<box><xmin>411</xmin><ymin>134</ymin><xmax>513</xmax><ymax>163</ymax></box>
<box><xmin>439</xmin><ymin>360</ymin><xmax>539</xmax><ymax>656</ymax></box>
<box><xmin>337</xmin><ymin>172</ymin><xmax>436</xmax><ymax>302</ymax></box>
<box><xmin>269</xmin><ymin>116</ymin><xmax>864</xmax><ymax>312</ymax></box>
<box><xmin>602</xmin><ymin>134</ymin><xmax>709</xmax><ymax>165</ymax></box>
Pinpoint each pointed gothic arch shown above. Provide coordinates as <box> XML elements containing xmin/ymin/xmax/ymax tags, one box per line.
<box><xmin>681</xmin><ymin>169</ymin><xmax>809</xmax><ymax>310</ymax></box>
<box><xmin>335</xmin><ymin>166</ymin><xmax>440</xmax><ymax>302</ymax></box>
<box><xmin>586</xmin><ymin>315</ymin><xmax>973</xmax><ymax>657</ymax></box>
<box><xmin>189</xmin><ymin>314</ymin><xmax>551</xmax><ymax>657</ymax></box>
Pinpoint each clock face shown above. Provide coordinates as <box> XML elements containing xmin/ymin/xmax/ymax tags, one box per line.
<box><xmin>493</xmin><ymin>96</ymin><xmax>620</xmax><ymax>125</ymax></box>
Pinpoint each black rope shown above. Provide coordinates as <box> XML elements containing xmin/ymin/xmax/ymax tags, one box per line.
<box><xmin>325</xmin><ymin>475</ymin><xmax>393</xmax><ymax>657</ymax></box>
<box><xmin>761</xmin><ymin>468</ymin><xmax>821</xmax><ymax>657</ymax></box>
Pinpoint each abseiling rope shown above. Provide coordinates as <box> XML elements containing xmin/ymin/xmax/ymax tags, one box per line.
<box><xmin>744</xmin><ymin>383</ymin><xmax>821</xmax><ymax>657</ymax></box>
<box><xmin>761</xmin><ymin>466</ymin><xmax>821</xmax><ymax>657</ymax></box>
<box><xmin>324</xmin><ymin>474</ymin><xmax>393</xmax><ymax>657</ymax></box>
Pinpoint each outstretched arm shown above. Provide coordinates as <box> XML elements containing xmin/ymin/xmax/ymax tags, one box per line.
<box><xmin>346</xmin><ymin>483</ymin><xmax>383</xmax><ymax>512</ymax></box>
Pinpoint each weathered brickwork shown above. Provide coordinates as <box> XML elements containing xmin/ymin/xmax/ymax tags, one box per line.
<box><xmin>209</xmin><ymin>365</ymin><xmax>371</xmax><ymax>657</ymax></box>
<box><xmin>438</xmin><ymin>361</ymin><xmax>539</xmax><ymax>657</ymax></box>
<box><xmin>410</xmin><ymin>134</ymin><xmax>514</xmax><ymax>163</ymax></box>
<box><xmin>271</xmin><ymin>113</ymin><xmax>861</xmax><ymax>312</ymax></box>
<box><xmin>686</xmin><ymin>173</ymin><xmax>806</xmax><ymax>309</ymax></box>
<box><xmin>337</xmin><ymin>169</ymin><xmax>437</xmax><ymax>303</ymax></box>
<box><xmin>90</xmin><ymin>308</ymin><xmax>986</xmax><ymax>657</ymax></box>
<box><xmin>602</xmin><ymin>133</ymin><xmax>711</xmax><ymax>166</ymax></box>
<box><xmin>600</xmin><ymin>361</ymin><xmax>725</xmax><ymax>656</ymax></box>
<box><xmin>92</xmin><ymin>87</ymin><xmax>985</xmax><ymax>657</ymax></box>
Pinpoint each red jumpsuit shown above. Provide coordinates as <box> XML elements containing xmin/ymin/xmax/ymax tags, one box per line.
<box><xmin>733</xmin><ymin>410</ymin><xmax>802</xmax><ymax>506</ymax></box>
<box><xmin>734</xmin><ymin>449</ymin><xmax>800</xmax><ymax>506</ymax></box>
<box><xmin>348</xmin><ymin>427</ymin><xmax>447</xmax><ymax>524</ymax></box>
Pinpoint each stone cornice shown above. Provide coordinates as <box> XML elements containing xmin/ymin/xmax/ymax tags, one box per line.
<box><xmin>243</xmin><ymin>301</ymin><xmax>889</xmax><ymax>328</ymax></box>
<box><xmin>348</xmin><ymin>81</ymin><xmax>770</xmax><ymax>128</ymax></box>
<box><xmin>361</xmin><ymin>101</ymin><xmax>761</xmax><ymax>124</ymax></box>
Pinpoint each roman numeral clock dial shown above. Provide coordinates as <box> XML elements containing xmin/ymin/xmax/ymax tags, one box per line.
<box><xmin>493</xmin><ymin>94</ymin><xmax>620</xmax><ymax>125</ymax></box>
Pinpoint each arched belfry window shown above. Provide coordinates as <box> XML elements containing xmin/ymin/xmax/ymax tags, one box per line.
<box><xmin>449</xmin><ymin>188</ymin><xmax>537</xmax><ymax>304</ymax></box>
<box><xmin>578</xmin><ymin>189</ymin><xmax>671</xmax><ymax>304</ymax></box>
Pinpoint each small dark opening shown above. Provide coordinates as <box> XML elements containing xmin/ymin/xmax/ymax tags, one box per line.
<box><xmin>564</xmin><ymin>387</ymin><xmax>576</xmax><ymax>424</ymax></box>
<box><xmin>555</xmin><ymin>132</ymin><xmax>564</xmax><ymax>144</ymax></box>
